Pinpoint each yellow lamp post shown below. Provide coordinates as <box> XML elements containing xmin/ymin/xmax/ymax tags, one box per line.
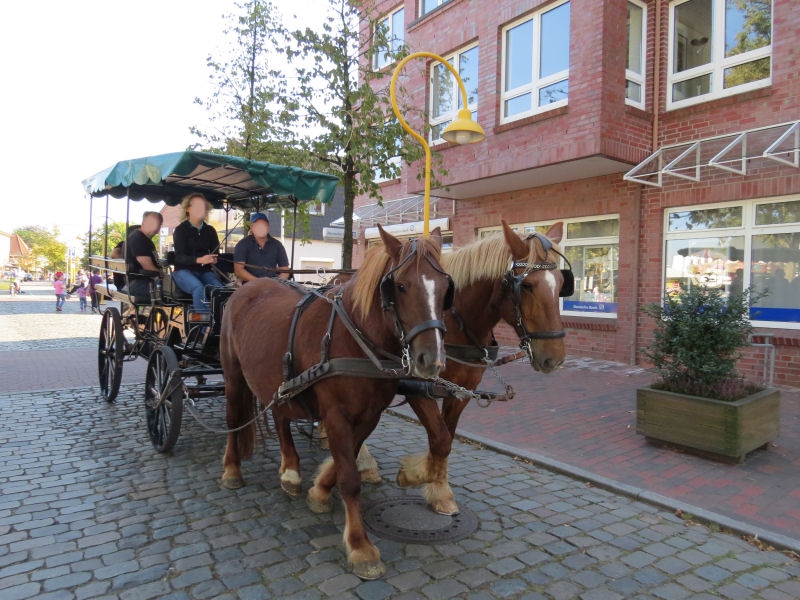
<box><xmin>389</xmin><ymin>51</ymin><xmax>485</xmax><ymax>235</ymax></box>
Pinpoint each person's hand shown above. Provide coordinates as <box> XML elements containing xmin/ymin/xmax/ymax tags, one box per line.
<box><xmin>197</xmin><ymin>254</ymin><xmax>218</xmax><ymax>265</ymax></box>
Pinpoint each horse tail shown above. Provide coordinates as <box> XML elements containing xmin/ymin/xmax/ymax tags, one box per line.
<box><xmin>236</xmin><ymin>392</ymin><xmax>258</xmax><ymax>460</ymax></box>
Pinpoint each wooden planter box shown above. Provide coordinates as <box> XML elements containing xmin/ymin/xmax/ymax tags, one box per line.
<box><xmin>636</xmin><ymin>386</ymin><xmax>780</xmax><ymax>463</ymax></box>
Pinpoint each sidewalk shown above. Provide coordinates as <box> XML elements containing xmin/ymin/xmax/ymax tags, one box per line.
<box><xmin>391</xmin><ymin>352</ymin><xmax>800</xmax><ymax>552</ymax></box>
<box><xmin>3</xmin><ymin>284</ymin><xmax>800</xmax><ymax>553</ymax></box>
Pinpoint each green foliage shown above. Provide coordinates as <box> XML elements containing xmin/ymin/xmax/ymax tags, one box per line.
<box><xmin>78</xmin><ymin>221</ymin><xmax>128</xmax><ymax>262</ymax></box>
<box><xmin>643</xmin><ymin>285</ymin><xmax>763</xmax><ymax>401</ymax></box>
<box><xmin>14</xmin><ymin>225</ymin><xmax>68</xmax><ymax>272</ymax></box>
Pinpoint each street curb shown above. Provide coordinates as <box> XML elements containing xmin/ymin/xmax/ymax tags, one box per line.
<box><xmin>388</xmin><ymin>409</ymin><xmax>800</xmax><ymax>556</ymax></box>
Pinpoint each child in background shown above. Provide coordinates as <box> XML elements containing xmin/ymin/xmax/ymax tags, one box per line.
<box><xmin>54</xmin><ymin>271</ymin><xmax>66</xmax><ymax>312</ymax></box>
<box><xmin>77</xmin><ymin>282</ymin><xmax>88</xmax><ymax>312</ymax></box>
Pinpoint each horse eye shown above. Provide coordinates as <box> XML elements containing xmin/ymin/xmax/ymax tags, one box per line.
<box><xmin>520</xmin><ymin>283</ymin><xmax>533</xmax><ymax>293</ymax></box>
<box><xmin>397</xmin><ymin>283</ymin><xmax>406</xmax><ymax>294</ymax></box>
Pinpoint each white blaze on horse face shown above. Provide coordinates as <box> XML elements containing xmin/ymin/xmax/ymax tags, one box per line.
<box><xmin>544</xmin><ymin>270</ymin><xmax>558</xmax><ymax>298</ymax></box>
<box><xmin>422</xmin><ymin>274</ymin><xmax>444</xmax><ymax>348</ymax></box>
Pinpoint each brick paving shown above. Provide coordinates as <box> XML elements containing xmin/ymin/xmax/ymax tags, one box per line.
<box><xmin>1</xmin><ymin>284</ymin><xmax>799</xmax><ymax>599</ymax></box>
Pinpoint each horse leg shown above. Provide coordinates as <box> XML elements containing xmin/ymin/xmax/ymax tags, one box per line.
<box><xmin>397</xmin><ymin>396</ymin><xmax>465</xmax><ymax>515</ymax></box>
<box><xmin>317</xmin><ymin>414</ymin><xmax>384</xmax><ymax>580</ymax></box>
<box><xmin>221</xmin><ymin>368</ymin><xmax>256</xmax><ymax>490</ymax></box>
<box><xmin>275</xmin><ymin>412</ymin><xmax>302</xmax><ymax>497</ymax></box>
<box><xmin>307</xmin><ymin>456</ymin><xmax>335</xmax><ymax>514</ymax></box>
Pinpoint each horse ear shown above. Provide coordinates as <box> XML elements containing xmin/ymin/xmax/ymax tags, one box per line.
<box><xmin>545</xmin><ymin>221</ymin><xmax>564</xmax><ymax>245</ymax></box>
<box><xmin>377</xmin><ymin>224</ymin><xmax>403</xmax><ymax>259</ymax></box>
<box><xmin>429</xmin><ymin>227</ymin><xmax>443</xmax><ymax>248</ymax></box>
<box><xmin>501</xmin><ymin>219</ymin><xmax>529</xmax><ymax>260</ymax></box>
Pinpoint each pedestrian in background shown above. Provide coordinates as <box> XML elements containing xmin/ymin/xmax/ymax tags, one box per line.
<box><xmin>88</xmin><ymin>269</ymin><xmax>103</xmax><ymax>313</ymax></box>
<box><xmin>77</xmin><ymin>281</ymin><xmax>88</xmax><ymax>312</ymax></box>
<box><xmin>53</xmin><ymin>271</ymin><xmax>66</xmax><ymax>312</ymax></box>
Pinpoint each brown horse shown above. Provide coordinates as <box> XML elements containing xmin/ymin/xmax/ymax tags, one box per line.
<box><xmin>358</xmin><ymin>220</ymin><xmax>569</xmax><ymax>515</ymax></box>
<box><xmin>219</xmin><ymin>226</ymin><xmax>452</xmax><ymax>579</ymax></box>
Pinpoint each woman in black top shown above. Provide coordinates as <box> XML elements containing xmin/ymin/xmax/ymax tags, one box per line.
<box><xmin>171</xmin><ymin>193</ymin><xmax>223</xmax><ymax>314</ymax></box>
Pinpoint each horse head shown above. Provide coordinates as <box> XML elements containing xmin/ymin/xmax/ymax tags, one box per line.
<box><xmin>499</xmin><ymin>219</ymin><xmax>568</xmax><ymax>373</ymax></box>
<box><xmin>375</xmin><ymin>225</ymin><xmax>451</xmax><ymax>379</ymax></box>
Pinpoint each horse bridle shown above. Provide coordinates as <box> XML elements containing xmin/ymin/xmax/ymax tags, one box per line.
<box><xmin>503</xmin><ymin>233</ymin><xmax>575</xmax><ymax>358</ymax></box>
<box><xmin>380</xmin><ymin>239</ymin><xmax>455</xmax><ymax>347</ymax></box>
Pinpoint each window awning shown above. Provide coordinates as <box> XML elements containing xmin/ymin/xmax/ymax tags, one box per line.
<box><xmin>624</xmin><ymin>120</ymin><xmax>800</xmax><ymax>188</ymax></box>
<box><xmin>331</xmin><ymin>195</ymin><xmax>455</xmax><ymax>228</ymax></box>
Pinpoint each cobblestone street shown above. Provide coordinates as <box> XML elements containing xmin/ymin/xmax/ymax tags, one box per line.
<box><xmin>1</xmin><ymin>284</ymin><xmax>799</xmax><ymax>599</ymax></box>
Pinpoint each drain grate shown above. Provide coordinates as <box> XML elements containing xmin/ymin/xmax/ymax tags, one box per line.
<box><xmin>362</xmin><ymin>496</ymin><xmax>478</xmax><ymax>544</ymax></box>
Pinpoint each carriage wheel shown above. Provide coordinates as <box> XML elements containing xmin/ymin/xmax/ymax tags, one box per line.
<box><xmin>144</xmin><ymin>346</ymin><xmax>183</xmax><ymax>453</ymax></box>
<box><xmin>98</xmin><ymin>307</ymin><xmax>124</xmax><ymax>403</ymax></box>
<box><xmin>144</xmin><ymin>308</ymin><xmax>169</xmax><ymax>358</ymax></box>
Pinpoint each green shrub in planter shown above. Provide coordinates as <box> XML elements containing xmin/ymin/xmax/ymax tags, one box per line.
<box><xmin>642</xmin><ymin>285</ymin><xmax>763</xmax><ymax>401</ymax></box>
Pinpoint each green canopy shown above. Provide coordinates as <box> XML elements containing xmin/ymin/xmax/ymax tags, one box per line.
<box><xmin>82</xmin><ymin>151</ymin><xmax>339</xmax><ymax>209</ymax></box>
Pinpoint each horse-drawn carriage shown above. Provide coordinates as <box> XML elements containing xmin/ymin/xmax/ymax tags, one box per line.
<box><xmin>83</xmin><ymin>150</ymin><xmax>574</xmax><ymax>578</ymax></box>
<box><xmin>83</xmin><ymin>151</ymin><xmax>339</xmax><ymax>452</ymax></box>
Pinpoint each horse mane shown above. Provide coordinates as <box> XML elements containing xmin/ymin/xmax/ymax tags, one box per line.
<box><xmin>351</xmin><ymin>235</ymin><xmax>443</xmax><ymax>322</ymax></box>
<box><xmin>442</xmin><ymin>230</ymin><xmax>552</xmax><ymax>289</ymax></box>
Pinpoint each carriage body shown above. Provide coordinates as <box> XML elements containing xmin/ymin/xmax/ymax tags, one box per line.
<box><xmin>84</xmin><ymin>151</ymin><xmax>339</xmax><ymax>452</ymax></box>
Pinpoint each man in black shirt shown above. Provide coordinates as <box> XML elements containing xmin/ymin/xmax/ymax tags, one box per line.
<box><xmin>233</xmin><ymin>212</ymin><xmax>289</xmax><ymax>283</ymax></box>
<box><xmin>171</xmin><ymin>193</ymin><xmax>224</xmax><ymax>314</ymax></box>
<box><xmin>124</xmin><ymin>212</ymin><xmax>163</xmax><ymax>299</ymax></box>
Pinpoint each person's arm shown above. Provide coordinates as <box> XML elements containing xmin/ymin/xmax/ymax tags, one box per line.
<box><xmin>136</xmin><ymin>255</ymin><xmax>160</xmax><ymax>272</ymax></box>
<box><xmin>277</xmin><ymin>244</ymin><xmax>290</xmax><ymax>280</ymax></box>
<box><xmin>234</xmin><ymin>262</ymin><xmax>257</xmax><ymax>283</ymax></box>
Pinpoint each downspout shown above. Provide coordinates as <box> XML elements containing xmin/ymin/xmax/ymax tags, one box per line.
<box><xmin>652</xmin><ymin>0</ymin><xmax>662</xmax><ymax>151</ymax></box>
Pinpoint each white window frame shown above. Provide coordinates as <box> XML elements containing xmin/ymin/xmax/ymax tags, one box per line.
<box><xmin>626</xmin><ymin>0</ymin><xmax>647</xmax><ymax>109</ymax></box>
<box><xmin>478</xmin><ymin>214</ymin><xmax>620</xmax><ymax>319</ymax></box>
<box><xmin>420</xmin><ymin>0</ymin><xmax>450</xmax><ymax>17</ymax></box>
<box><xmin>500</xmin><ymin>0</ymin><xmax>571</xmax><ymax>124</ymax></box>
<box><xmin>429</xmin><ymin>43</ymin><xmax>479</xmax><ymax>144</ymax></box>
<box><xmin>667</xmin><ymin>0</ymin><xmax>772</xmax><ymax>110</ymax></box>
<box><xmin>373</xmin><ymin>6</ymin><xmax>404</xmax><ymax>71</ymax></box>
<box><xmin>662</xmin><ymin>196</ymin><xmax>800</xmax><ymax>330</ymax></box>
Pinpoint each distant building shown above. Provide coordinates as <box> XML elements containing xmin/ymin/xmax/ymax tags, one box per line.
<box><xmin>358</xmin><ymin>0</ymin><xmax>800</xmax><ymax>385</ymax></box>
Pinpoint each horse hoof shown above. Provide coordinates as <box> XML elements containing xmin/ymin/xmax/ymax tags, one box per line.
<box><xmin>360</xmin><ymin>468</ymin><xmax>382</xmax><ymax>484</ymax></box>
<box><xmin>221</xmin><ymin>476</ymin><xmax>244</xmax><ymax>490</ymax></box>
<box><xmin>396</xmin><ymin>469</ymin><xmax>411</xmax><ymax>488</ymax></box>
<box><xmin>307</xmin><ymin>495</ymin><xmax>331</xmax><ymax>514</ymax></box>
<box><xmin>352</xmin><ymin>560</ymin><xmax>385</xmax><ymax>580</ymax></box>
<box><xmin>281</xmin><ymin>480</ymin><xmax>301</xmax><ymax>497</ymax></box>
<box><xmin>431</xmin><ymin>500</ymin><xmax>460</xmax><ymax>516</ymax></box>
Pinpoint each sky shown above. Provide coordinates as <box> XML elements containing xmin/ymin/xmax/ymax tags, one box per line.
<box><xmin>0</xmin><ymin>0</ymin><xmax>329</xmax><ymax>249</ymax></box>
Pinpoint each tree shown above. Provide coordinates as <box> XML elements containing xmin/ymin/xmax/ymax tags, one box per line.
<box><xmin>195</xmin><ymin>0</ymin><xmax>429</xmax><ymax>268</ymax></box>
<box><xmin>14</xmin><ymin>226</ymin><xmax>68</xmax><ymax>272</ymax></box>
<box><xmin>78</xmin><ymin>221</ymin><xmax>129</xmax><ymax>263</ymax></box>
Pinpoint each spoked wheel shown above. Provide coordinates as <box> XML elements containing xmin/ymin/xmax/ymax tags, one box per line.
<box><xmin>98</xmin><ymin>307</ymin><xmax>124</xmax><ymax>402</ymax></box>
<box><xmin>143</xmin><ymin>308</ymin><xmax>169</xmax><ymax>358</ymax></box>
<box><xmin>144</xmin><ymin>346</ymin><xmax>183</xmax><ymax>453</ymax></box>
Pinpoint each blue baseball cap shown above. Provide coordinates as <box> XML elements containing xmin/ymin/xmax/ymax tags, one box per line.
<box><xmin>250</xmin><ymin>212</ymin><xmax>269</xmax><ymax>224</ymax></box>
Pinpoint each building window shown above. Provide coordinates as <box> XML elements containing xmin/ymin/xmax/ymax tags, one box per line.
<box><xmin>374</xmin><ymin>6</ymin><xmax>405</xmax><ymax>70</ymax></box>
<box><xmin>627</xmin><ymin>0</ymin><xmax>647</xmax><ymax>108</ymax></box>
<box><xmin>479</xmin><ymin>215</ymin><xmax>620</xmax><ymax>318</ymax></box>
<box><xmin>667</xmin><ymin>0</ymin><xmax>772</xmax><ymax>109</ymax></box>
<box><xmin>429</xmin><ymin>45</ymin><xmax>479</xmax><ymax>143</ymax></box>
<box><xmin>500</xmin><ymin>0</ymin><xmax>571</xmax><ymax>123</ymax></box>
<box><xmin>663</xmin><ymin>197</ymin><xmax>800</xmax><ymax>327</ymax></box>
<box><xmin>421</xmin><ymin>0</ymin><xmax>451</xmax><ymax>16</ymax></box>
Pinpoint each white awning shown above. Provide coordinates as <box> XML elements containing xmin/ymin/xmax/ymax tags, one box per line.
<box><xmin>347</xmin><ymin>195</ymin><xmax>455</xmax><ymax>228</ymax></box>
<box><xmin>624</xmin><ymin>120</ymin><xmax>800</xmax><ymax>188</ymax></box>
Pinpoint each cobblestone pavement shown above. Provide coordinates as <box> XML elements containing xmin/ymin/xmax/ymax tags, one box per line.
<box><xmin>1</xmin><ymin>384</ymin><xmax>799</xmax><ymax>600</ymax></box>
<box><xmin>2</xmin><ymin>283</ymin><xmax>800</xmax><ymax>599</ymax></box>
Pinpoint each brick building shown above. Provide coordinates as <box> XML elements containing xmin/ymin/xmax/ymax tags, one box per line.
<box><xmin>356</xmin><ymin>0</ymin><xmax>800</xmax><ymax>385</ymax></box>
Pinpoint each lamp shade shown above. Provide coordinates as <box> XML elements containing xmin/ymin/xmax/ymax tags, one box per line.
<box><xmin>442</xmin><ymin>108</ymin><xmax>486</xmax><ymax>145</ymax></box>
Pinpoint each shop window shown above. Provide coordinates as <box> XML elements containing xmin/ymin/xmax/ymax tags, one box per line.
<box><xmin>627</xmin><ymin>0</ymin><xmax>647</xmax><ymax>108</ymax></box>
<box><xmin>479</xmin><ymin>216</ymin><xmax>619</xmax><ymax>318</ymax></box>
<box><xmin>430</xmin><ymin>45</ymin><xmax>479</xmax><ymax>143</ymax></box>
<box><xmin>667</xmin><ymin>0</ymin><xmax>772</xmax><ymax>109</ymax></box>
<box><xmin>663</xmin><ymin>198</ymin><xmax>800</xmax><ymax>327</ymax></box>
<box><xmin>374</xmin><ymin>6</ymin><xmax>405</xmax><ymax>71</ymax></box>
<box><xmin>500</xmin><ymin>1</ymin><xmax>570</xmax><ymax>123</ymax></box>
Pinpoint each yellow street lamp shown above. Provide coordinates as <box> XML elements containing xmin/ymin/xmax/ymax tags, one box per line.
<box><xmin>389</xmin><ymin>51</ymin><xmax>485</xmax><ymax>235</ymax></box>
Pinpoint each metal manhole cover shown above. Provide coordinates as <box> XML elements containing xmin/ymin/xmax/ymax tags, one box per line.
<box><xmin>362</xmin><ymin>496</ymin><xmax>478</xmax><ymax>544</ymax></box>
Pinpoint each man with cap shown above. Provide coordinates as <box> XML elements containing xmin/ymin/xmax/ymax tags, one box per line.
<box><xmin>233</xmin><ymin>212</ymin><xmax>290</xmax><ymax>283</ymax></box>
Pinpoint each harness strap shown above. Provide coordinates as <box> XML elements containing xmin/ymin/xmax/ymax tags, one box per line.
<box><xmin>276</xmin><ymin>357</ymin><xmax>404</xmax><ymax>402</ymax></box>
